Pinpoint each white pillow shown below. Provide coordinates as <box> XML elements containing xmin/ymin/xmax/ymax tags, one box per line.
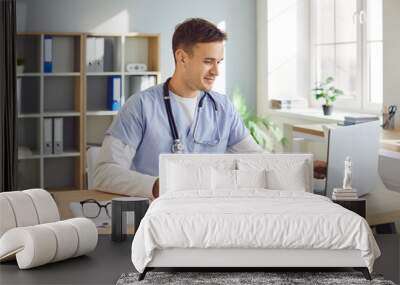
<box><xmin>266</xmin><ymin>162</ymin><xmax>308</xmax><ymax>191</ymax></box>
<box><xmin>237</xmin><ymin>159</ymin><xmax>310</xmax><ymax>192</ymax></box>
<box><xmin>211</xmin><ymin>168</ymin><xmax>236</xmax><ymax>190</ymax></box>
<box><xmin>167</xmin><ymin>162</ymin><xmax>212</xmax><ymax>191</ymax></box>
<box><xmin>211</xmin><ymin>169</ymin><xmax>268</xmax><ymax>190</ymax></box>
<box><xmin>236</xmin><ymin>169</ymin><xmax>267</xmax><ymax>189</ymax></box>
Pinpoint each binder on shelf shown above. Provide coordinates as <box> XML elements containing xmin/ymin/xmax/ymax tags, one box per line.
<box><xmin>53</xmin><ymin>117</ymin><xmax>63</xmax><ymax>154</ymax></box>
<box><xmin>108</xmin><ymin>76</ymin><xmax>121</xmax><ymax>111</ymax></box>
<box><xmin>43</xmin><ymin>118</ymin><xmax>53</xmax><ymax>154</ymax></box>
<box><xmin>86</xmin><ymin>37</ymin><xmax>104</xmax><ymax>72</ymax></box>
<box><xmin>44</xmin><ymin>35</ymin><xmax>53</xmax><ymax>73</ymax></box>
<box><xmin>86</xmin><ymin>37</ymin><xmax>96</xmax><ymax>72</ymax></box>
<box><xmin>95</xmin><ymin>37</ymin><xmax>104</xmax><ymax>72</ymax></box>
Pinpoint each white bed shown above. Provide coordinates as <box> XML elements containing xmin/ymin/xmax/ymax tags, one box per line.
<box><xmin>131</xmin><ymin>154</ymin><xmax>380</xmax><ymax>280</ymax></box>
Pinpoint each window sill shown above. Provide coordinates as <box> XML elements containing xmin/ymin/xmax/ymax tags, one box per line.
<box><xmin>265</xmin><ymin>108</ymin><xmax>379</xmax><ymax>123</ymax></box>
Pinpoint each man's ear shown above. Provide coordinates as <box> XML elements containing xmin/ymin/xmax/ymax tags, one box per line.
<box><xmin>175</xmin><ymin>49</ymin><xmax>187</xmax><ymax>65</ymax></box>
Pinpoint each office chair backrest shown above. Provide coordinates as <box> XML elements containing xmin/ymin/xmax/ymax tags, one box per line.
<box><xmin>87</xmin><ymin>147</ymin><xmax>101</xmax><ymax>190</ymax></box>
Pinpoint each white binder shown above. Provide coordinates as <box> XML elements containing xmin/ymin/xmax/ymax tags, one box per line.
<box><xmin>43</xmin><ymin>118</ymin><xmax>53</xmax><ymax>154</ymax></box>
<box><xmin>95</xmin><ymin>37</ymin><xmax>104</xmax><ymax>72</ymax></box>
<box><xmin>53</xmin><ymin>118</ymin><xmax>63</xmax><ymax>154</ymax></box>
<box><xmin>86</xmin><ymin>38</ymin><xmax>96</xmax><ymax>72</ymax></box>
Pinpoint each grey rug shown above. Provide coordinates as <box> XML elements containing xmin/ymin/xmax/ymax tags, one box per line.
<box><xmin>116</xmin><ymin>271</ymin><xmax>396</xmax><ymax>285</ymax></box>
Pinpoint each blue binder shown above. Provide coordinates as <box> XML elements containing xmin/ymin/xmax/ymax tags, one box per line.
<box><xmin>108</xmin><ymin>76</ymin><xmax>122</xmax><ymax>111</ymax></box>
<box><xmin>44</xmin><ymin>35</ymin><xmax>53</xmax><ymax>73</ymax></box>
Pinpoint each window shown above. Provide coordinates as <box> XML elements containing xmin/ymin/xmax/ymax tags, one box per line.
<box><xmin>267</xmin><ymin>0</ymin><xmax>310</xmax><ymax>101</ymax></box>
<box><xmin>310</xmin><ymin>0</ymin><xmax>383</xmax><ymax>112</ymax></box>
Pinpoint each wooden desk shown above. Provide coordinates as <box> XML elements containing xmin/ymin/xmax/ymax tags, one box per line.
<box><xmin>292</xmin><ymin>124</ymin><xmax>400</xmax><ymax>225</ymax></box>
<box><xmin>292</xmin><ymin>124</ymin><xmax>400</xmax><ymax>153</ymax></box>
<box><xmin>50</xmin><ymin>190</ymin><xmax>129</xmax><ymax>234</ymax></box>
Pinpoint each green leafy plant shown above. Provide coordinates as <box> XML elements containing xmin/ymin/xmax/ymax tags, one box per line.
<box><xmin>231</xmin><ymin>88</ymin><xmax>287</xmax><ymax>152</ymax></box>
<box><xmin>16</xmin><ymin>57</ymin><xmax>24</xmax><ymax>66</ymax></box>
<box><xmin>312</xmin><ymin>77</ymin><xmax>344</xmax><ymax>106</ymax></box>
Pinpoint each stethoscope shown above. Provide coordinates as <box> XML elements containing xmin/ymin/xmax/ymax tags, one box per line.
<box><xmin>163</xmin><ymin>77</ymin><xmax>219</xmax><ymax>153</ymax></box>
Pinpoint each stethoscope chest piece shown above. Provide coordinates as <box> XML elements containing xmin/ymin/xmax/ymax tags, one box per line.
<box><xmin>171</xmin><ymin>139</ymin><xmax>185</xmax><ymax>154</ymax></box>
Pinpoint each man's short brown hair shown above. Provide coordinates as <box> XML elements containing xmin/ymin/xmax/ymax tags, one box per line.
<box><xmin>172</xmin><ymin>18</ymin><xmax>227</xmax><ymax>61</ymax></box>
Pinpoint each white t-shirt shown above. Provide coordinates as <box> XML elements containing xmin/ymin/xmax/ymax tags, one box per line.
<box><xmin>170</xmin><ymin>91</ymin><xmax>198</xmax><ymax>124</ymax></box>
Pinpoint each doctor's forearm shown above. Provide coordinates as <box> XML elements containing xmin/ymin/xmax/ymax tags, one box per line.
<box><xmin>93</xmin><ymin>163</ymin><xmax>157</xmax><ymax>199</ymax></box>
<box><xmin>228</xmin><ymin>135</ymin><xmax>264</xmax><ymax>153</ymax></box>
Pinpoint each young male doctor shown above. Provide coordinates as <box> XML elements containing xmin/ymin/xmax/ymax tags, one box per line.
<box><xmin>93</xmin><ymin>18</ymin><xmax>263</xmax><ymax>199</ymax></box>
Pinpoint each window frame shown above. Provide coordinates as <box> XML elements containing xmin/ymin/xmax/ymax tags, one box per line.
<box><xmin>310</xmin><ymin>0</ymin><xmax>382</xmax><ymax>114</ymax></box>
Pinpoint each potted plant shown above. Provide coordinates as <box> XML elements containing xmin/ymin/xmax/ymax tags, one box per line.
<box><xmin>312</xmin><ymin>77</ymin><xmax>343</xmax><ymax>116</ymax></box>
<box><xmin>231</xmin><ymin>88</ymin><xmax>287</xmax><ymax>152</ymax></box>
<box><xmin>16</xmin><ymin>57</ymin><xmax>25</xmax><ymax>74</ymax></box>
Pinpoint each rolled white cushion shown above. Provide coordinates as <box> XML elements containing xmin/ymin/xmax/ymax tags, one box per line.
<box><xmin>64</xmin><ymin>218</ymin><xmax>98</xmax><ymax>257</ymax></box>
<box><xmin>42</xmin><ymin>221</ymin><xmax>79</xmax><ymax>262</ymax></box>
<box><xmin>23</xmin><ymin>189</ymin><xmax>60</xmax><ymax>223</ymax></box>
<box><xmin>0</xmin><ymin>226</ymin><xmax>57</xmax><ymax>269</ymax></box>
<box><xmin>1</xmin><ymin>192</ymin><xmax>39</xmax><ymax>227</ymax></box>
<box><xmin>0</xmin><ymin>196</ymin><xmax>17</xmax><ymax>237</ymax></box>
<box><xmin>0</xmin><ymin>218</ymin><xmax>97</xmax><ymax>269</ymax></box>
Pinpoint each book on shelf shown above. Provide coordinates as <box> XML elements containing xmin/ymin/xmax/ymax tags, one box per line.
<box><xmin>270</xmin><ymin>99</ymin><xmax>307</xmax><ymax>110</ymax></box>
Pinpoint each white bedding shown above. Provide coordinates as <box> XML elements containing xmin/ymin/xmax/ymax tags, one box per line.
<box><xmin>131</xmin><ymin>190</ymin><xmax>380</xmax><ymax>273</ymax></box>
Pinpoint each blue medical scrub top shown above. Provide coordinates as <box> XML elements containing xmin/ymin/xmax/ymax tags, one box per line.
<box><xmin>106</xmin><ymin>83</ymin><xmax>248</xmax><ymax>176</ymax></box>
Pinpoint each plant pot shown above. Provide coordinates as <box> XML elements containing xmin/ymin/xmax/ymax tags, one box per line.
<box><xmin>322</xmin><ymin>104</ymin><xmax>333</xmax><ymax>116</ymax></box>
<box><xmin>16</xmin><ymin>65</ymin><xmax>24</xmax><ymax>74</ymax></box>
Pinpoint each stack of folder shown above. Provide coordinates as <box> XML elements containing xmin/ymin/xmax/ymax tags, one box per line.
<box><xmin>332</xmin><ymin>188</ymin><xmax>358</xmax><ymax>200</ymax></box>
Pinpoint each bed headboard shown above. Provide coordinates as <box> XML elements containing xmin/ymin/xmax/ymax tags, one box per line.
<box><xmin>159</xmin><ymin>153</ymin><xmax>313</xmax><ymax>195</ymax></box>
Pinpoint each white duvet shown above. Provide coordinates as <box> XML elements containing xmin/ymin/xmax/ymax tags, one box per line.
<box><xmin>131</xmin><ymin>190</ymin><xmax>380</xmax><ymax>273</ymax></box>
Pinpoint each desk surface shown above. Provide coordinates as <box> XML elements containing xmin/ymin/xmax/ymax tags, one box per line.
<box><xmin>292</xmin><ymin>124</ymin><xmax>400</xmax><ymax>153</ymax></box>
<box><xmin>51</xmin><ymin>190</ymin><xmax>127</xmax><ymax>234</ymax></box>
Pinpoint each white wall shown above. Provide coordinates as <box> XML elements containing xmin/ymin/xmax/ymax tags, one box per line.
<box><xmin>16</xmin><ymin>0</ymin><xmax>257</xmax><ymax>108</ymax></box>
<box><xmin>383</xmin><ymin>0</ymin><xmax>400</xmax><ymax>127</ymax></box>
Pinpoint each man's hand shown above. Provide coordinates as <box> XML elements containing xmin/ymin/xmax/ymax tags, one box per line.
<box><xmin>152</xmin><ymin>178</ymin><xmax>159</xmax><ymax>198</ymax></box>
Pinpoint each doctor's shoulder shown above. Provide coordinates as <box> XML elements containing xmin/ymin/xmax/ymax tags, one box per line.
<box><xmin>208</xmin><ymin>90</ymin><xmax>236</xmax><ymax>114</ymax></box>
<box><xmin>122</xmin><ymin>84</ymin><xmax>163</xmax><ymax>111</ymax></box>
